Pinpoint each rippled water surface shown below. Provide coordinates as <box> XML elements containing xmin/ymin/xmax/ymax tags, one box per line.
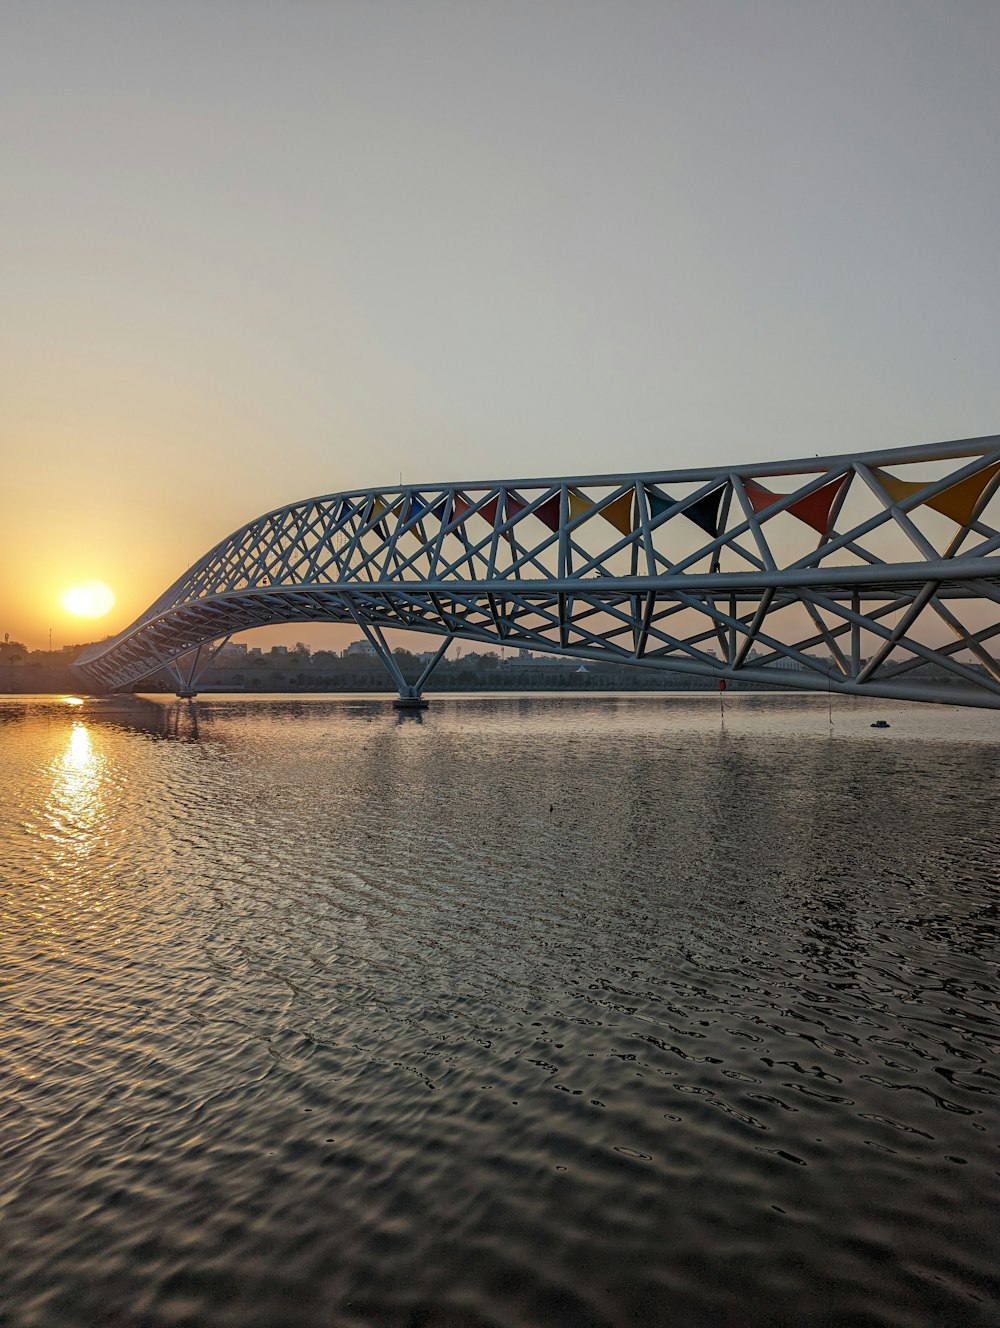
<box><xmin>2</xmin><ymin>692</ymin><xmax>998</xmax><ymax>1328</ymax></box>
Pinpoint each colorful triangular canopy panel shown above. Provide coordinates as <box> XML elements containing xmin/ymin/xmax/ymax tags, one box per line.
<box><xmin>568</xmin><ymin>490</ymin><xmax>592</xmax><ymax>523</ymax></box>
<box><xmin>501</xmin><ymin>494</ymin><xmax>524</xmax><ymax>543</ymax></box>
<box><xmin>743</xmin><ymin>479</ymin><xmax>780</xmax><ymax>516</ymax></box>
<box><xmin>370</xmin><ymin>496</ymin><xmax>403</xmax><ymax>535</ymax></box>
<box><xmin>934</xmin><ymin>467</ymin><xmax>998</xmax><ymax>523</ymax></box>
<box><xmin>929</xmin><ymin>463</ymin><xmax>1000</xmax><ymax>523</ymax></box>
<box><xmin>449</xmin><ymin>493</ymin><xmax>472</xmax><ymax>524</ymax></box>
<box><xmin>598</xmin><ymin>490</ymin><xmax>635</xmax><ymax>536</ymax></box>
<box><xmin>873</xmin><ymin>470</ymin><xmax>924</xmax><ymax>507</ymax></box>
<box><xmin>535</xmin><ymin>494</ymin><xmax>561</xmax><ymax>531</ymax></box>
<box><xmin>683</xmin><ymin>486</ymin><xmax>725</xmax><ymax>538</ymax></box>
<box><xmin>371</xmin><ymin>495</ymin><xmax>402</xmax><ymax>521</ymax></box>
<box><xmin>785</xmin><ymin>473</ymin><xmax>850</xmax><ymax>534</ymax></box>
<box><xmin>402</xmin><ymin>493</ymin><xmax>432</xmax><ymax>529</ymax></box>
<box><xmin>744</xmin><ymin>474</ymin><xmax>849</xmax><ymax>535</ymax></box>
<box><xmin>645</xmin><ymin>486</ymin><xmax>678</xmax><ymax>522</ymax></box>
<box><xmin>476</xmin><ymin>494</ymin><xmax>520</xmax><ymax>543</ymax></box>
<box><xmin>875</xmin><ymin>463</ymin><xmax>1000</xmax><ymax>525</ymax></box>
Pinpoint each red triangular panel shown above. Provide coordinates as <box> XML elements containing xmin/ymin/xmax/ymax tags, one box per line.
<box><xmin>786</xmin><ymin>473</ymin><xmax>850</xmax><ymax>535</ymax></box>
<box><xmin>500</xmin><ymin>494</ymin><xmax>525</xmax><ymax>545</ymax></box>
<box><xmin>450</xmin><ymin>493</ymin><xmax>472</xmax><ymax>523</ymax></box>
<box><xmin>535</xmin><ymin>495</ymin><xmax>561</xmax><ymax>531</ymax></box>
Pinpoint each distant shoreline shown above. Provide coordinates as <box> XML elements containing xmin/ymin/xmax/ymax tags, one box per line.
<box><xmin>1</xmin><ymin>679</ymin><xmax>759</xmax><ymax>698</ymax></box>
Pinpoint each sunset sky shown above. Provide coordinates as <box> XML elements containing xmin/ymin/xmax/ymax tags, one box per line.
<box><xmin>3</xmin><ymin>0</ymin><xmax>1000</xmax><ymax>651</ymax></box>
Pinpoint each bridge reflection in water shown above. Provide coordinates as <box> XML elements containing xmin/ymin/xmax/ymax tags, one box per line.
<box><xmin>75</xmin><ymin>435</ymin><xmax>1000</xmax><ymax>708</ymax></box>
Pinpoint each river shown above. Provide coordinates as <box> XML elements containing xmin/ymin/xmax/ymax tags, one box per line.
<box><xmin>1</xmin><ymin>693</ymin><xmax>997</xmax><ymax>1327</ymax></box>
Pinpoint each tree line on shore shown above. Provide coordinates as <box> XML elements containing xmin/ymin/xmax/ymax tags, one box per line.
<box><xmin>1</xmin><ymin>637</ymin><xmax>969</xmax><ymax>695</ymax></box>
<box><xmin>1</xmin><ymin>638</ymin><xmax>750</xmax><ymax>694</ymax></box>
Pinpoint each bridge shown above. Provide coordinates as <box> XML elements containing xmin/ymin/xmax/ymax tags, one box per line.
<box><xmin>75</xmin><ymin>435</ymin><xmax>1000</xmax><ymax>708</ymax></box>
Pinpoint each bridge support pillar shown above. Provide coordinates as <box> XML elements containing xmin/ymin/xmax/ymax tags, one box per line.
<box><xmin>169</xmin><ymin>637</ymin><xmax>231</xmax><ymax>699</ymax></box>
<box><xmin>347</xmin><ymin>607</ymin><xmax>453</xmax><ymax>709</ymax></box>
<box><xmin>393</xmin><ymin>688</ymin><xmax>429</xmax><ymax>711</ymax></box>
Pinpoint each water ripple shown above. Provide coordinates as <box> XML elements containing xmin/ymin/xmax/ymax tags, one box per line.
<box><xmin>1</xmin><ymin>693</ymin><xmax>998</xmax><ymax>1327</ymax></box>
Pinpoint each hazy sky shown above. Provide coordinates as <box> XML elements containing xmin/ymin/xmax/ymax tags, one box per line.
<box><xmin>3</xmin><ymin>0</ymin><xmax>1000</xmax><ymax>649</ymax></box>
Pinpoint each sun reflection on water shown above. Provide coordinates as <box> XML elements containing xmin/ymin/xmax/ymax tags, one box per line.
<box><xmin>63</xmin><ymin>722</ymin><xmax>94</xmax><ymax>772</ymax></box>
<box><xmin>46</xmin><ymin>721</ymin><xmax>109</xmax><ymax>854</ymax></box>
<box><xmin>31</xmin><ymin>719</ymin><xmax>120</xmax><ymax>932</ymax></box>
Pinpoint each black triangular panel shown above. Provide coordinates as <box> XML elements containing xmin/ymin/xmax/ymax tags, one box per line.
<box><xmin>684</xmin><ymin>486</ymin><xmax>726</xmax><ymax>538</ymax></box>
<box><xmin>646</xmin><ymin>486</ymin><xmax>678</xmax><ymax>521</ymax></box>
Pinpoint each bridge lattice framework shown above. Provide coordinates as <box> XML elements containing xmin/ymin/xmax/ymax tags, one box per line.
<box><xmin>75</xmin><ymin>435</ymin><xmax>1000</xmax><ymax>708</ymax></box>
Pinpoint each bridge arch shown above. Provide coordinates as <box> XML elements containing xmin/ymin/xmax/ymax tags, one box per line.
<box><xmin>75</xmin><ymin>435</ymin><xmax>1000</xmax><ymax>707</ymax></box>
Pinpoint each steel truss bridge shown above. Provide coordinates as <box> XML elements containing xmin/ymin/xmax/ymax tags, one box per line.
<box><xmin>75</xmin><ymin>435</ymin><xmax>1000</xmax><ymax>708</ymax></box>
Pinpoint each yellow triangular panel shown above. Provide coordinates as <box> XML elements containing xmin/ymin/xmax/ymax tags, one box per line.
<box><xmin>925</xmin><ymin>463</ymin><xmax>1000</xmax><ymax>525</ymax></box>
<box><xmin>568</xmin><ymin>490</ymin><xmax>592</xmax><ymax>523</ymax></box>
<box><xmin>370</xmin><ymin>496</ymin><xmax>402</xmax><ymax>526</ymax></box>
<box><xmin>873</xmin><ymin>470</ymin><xmax>925</xmax><ymax>506</ymax></box>
<box><xmin>599</xmin><ymin>491</ymin><xmax>635</xmax><ymax>536</ymax></box>
<box><xmin>875</xmin><ymin>464</ymin><xmax>1000</xmax><ymax>525</ymax></box>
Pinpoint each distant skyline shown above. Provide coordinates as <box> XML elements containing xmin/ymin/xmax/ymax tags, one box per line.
<box><xmin>4</xmin><ymin>0</ymin><xmax>1000</xmax><ymax>650</ymax></box>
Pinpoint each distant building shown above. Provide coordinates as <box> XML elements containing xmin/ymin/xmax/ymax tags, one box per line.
<box><xmin>343</xmin><ymin>640</ymin><xmax>377</xmax><ymax>658</ymax></box>
<box><xmin>506</xmin><ymin>647</ymin><xmax>560</xmax><ymax>666</ymax></box>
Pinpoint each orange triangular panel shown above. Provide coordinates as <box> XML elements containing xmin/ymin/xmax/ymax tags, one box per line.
<box><xmin>925</xmin><ymin>463</ymin><xmax>1000</xmax><ymax>525</ymax></box>
<box><xmin>599</xmin><ymin>491</ymin><xmax>635</xmax><ymax>536</ymax></box>
<box><xmin>743</xmin><ymin>479</ymin><xmax>780</xmax><ymax>516</ymax></box>
<box><xmin>786</xmin><ymin>473</ymin><xmax>850</xmax><ymax>535</ymax></box>
<box><xmin>480</xmin><ymin>496</ymin><xmax>500</xmax><ymax>526</ymax></box>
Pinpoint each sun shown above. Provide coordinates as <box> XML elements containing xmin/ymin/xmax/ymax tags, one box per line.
<box><xmin>61</xmin><ymin>580</ymin><xmax>116</xmax><ymax>619</ymax></box>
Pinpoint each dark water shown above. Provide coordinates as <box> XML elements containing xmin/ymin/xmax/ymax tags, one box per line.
<box><xmin>2</xmin><ymin>692</ymin><xmax>998</xmax><ymax>1328</ymax></box>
